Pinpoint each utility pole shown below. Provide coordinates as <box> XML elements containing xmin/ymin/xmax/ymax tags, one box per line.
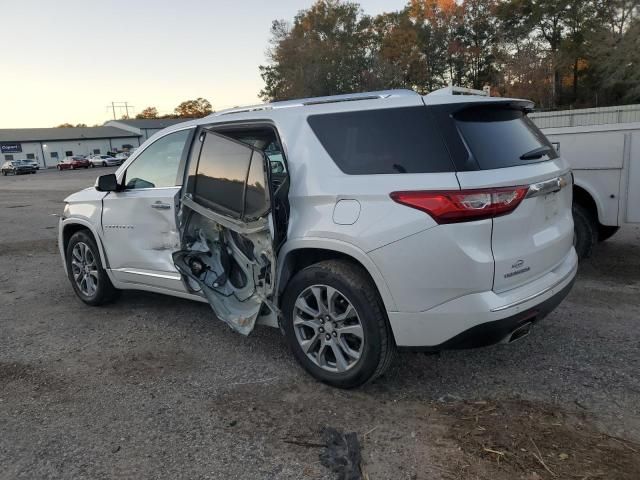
<box><xmin>106</xmin><ymin>102</ymin><xmax>135</xmax><ymax>120</ymax></box>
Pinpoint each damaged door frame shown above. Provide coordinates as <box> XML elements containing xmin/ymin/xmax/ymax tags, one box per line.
<box><xmin>174</xmin><ymin>122</ymin><xmax>291</xmax><ymax>332</ymax></box>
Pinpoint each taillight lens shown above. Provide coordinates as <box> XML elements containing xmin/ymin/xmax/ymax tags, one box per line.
<box><xmin>390</xmin><ymin>186</ymin><xmax>528</xmax><ymax>224</ymax></box>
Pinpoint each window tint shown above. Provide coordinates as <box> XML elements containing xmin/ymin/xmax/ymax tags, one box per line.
<box><xmin>307</xmin><ymin>107</ymin><xmax>453</xmax><ymax>174</ymax></box>
<box><xmin>454</xmin><ymin>107</ymin><xmax>558</xmax><ymax>169</ymax></box>
<box><xmin>125</xmin><ymin>129</ymin><xmax>190</xmax><ymax>189</ymax></box>
<box><xmin>244</xmin><ymin>154</ymin><xmax>269</xmax><ymax>221</ymax></box>
<box><xmin>193</xmin><ymin>133</ymin><xmax>252</xmax><ymax>218</ymax></box>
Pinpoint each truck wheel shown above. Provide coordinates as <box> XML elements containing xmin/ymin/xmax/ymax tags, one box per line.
<box><xmin>281</xmin><ymin>259</ymin><xmax>396</xmax><ymax>388</ymax></box>
<box><xmin>598</xmin><ymin>225</ymin><xmax>620</xmax><ymax>242</ymax></box>
<box><xmin>573</xmin><ymin>204</ymin><xmax>598</xmax><ymax>259</ymax></box>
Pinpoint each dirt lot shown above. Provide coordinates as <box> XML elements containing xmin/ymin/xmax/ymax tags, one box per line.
<box><xmin>1</xmin><ymin>168</ymin><xmax>639</xmax><ymax>479</ymax></box>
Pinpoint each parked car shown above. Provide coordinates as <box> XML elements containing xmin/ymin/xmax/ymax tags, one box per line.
<box><xmin>59</xmin><ymin>88</ymin><xmax>577</xmax><ymax>388</ymax></box>
<box><xmin>540</xmin><ymin>122</ymin><xmax>640</xmax><ymax>258</ymax></box>
<box><xmin>21</xmin><ymin>159</ymin><xmax>40</xmax><ymax>170</ymax></box>
<box><xmin>1</xmin><ymin>160</ymin><xmax>37</xmax><ymax>175</ymax></box>
<box><xmin>88</xmin><ymin>155</ymin><xmax>120</xmax><ymax>167</ymax></box>
<box><xmin>57</xmin><ymin>156</ymin><xmax>90</xmax><ymax>170</ymax></box>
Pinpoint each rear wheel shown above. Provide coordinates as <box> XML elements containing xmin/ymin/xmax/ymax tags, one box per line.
<box><xmin>573</xmin><ymin>203</ymin><xmax>598</xmax><ymax>259</ymax></box>
<box><xmin>282</xmin><ymin>260</ymin><xmax>395</xmax><ymax>388</ymax></box>
<box><xmin>66</xmin><ymin>230</ymin><xmax>118</xmax><ymax>305</ymax></box>
<box><xmin>598</xmin><ymin>225</ymin><xmax>620</xmax><ymax>242</ymax></box>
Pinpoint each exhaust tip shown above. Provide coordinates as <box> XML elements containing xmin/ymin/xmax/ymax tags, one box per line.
<box><xmin>508</xmin><ymin>321</ymin><xmax>533</xmax><ymax>343</ymax></box>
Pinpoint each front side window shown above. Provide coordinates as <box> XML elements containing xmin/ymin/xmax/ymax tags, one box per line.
<box><xmin>125</xmin><ymin>129</ymin><xmax>191</xmax><ymax>189</ymax></box>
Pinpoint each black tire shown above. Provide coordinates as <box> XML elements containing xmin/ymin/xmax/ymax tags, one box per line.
<box><xmin>1</xmin><ymin>170</ymin><xmax>6</xmax><ymax>176</ymax></box>
<box><xmin>573</xmin><ymin>203</ymin><xmax>598</xmax><ymax>259</ymax></box>
<box><xmin>281</xmin><ymin>259</ymin><xmax>396</xmax><ymax>388</ymax></box>
<box><xmin>598</xmin><ymin>225</ymin><xmax>620</xmax><ymax>242</ymax></box>
<box><xmin>66</xmin><ymin>230</ymin><xmax>119</xmax><ymax>306</ymax></box>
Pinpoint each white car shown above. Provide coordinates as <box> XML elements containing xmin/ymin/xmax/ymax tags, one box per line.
<box><xmin>59</xmin><ymin>89</ymin><xmax>577</xmax><ymax>388</ymax></box>
<box><xmin>88</xmin><ymin>155</ymin><xmax>120</xmax><ymax>167</ymax></box>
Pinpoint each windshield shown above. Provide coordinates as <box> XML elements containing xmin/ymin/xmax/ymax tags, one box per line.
<box><xmin>455</xmin><ymin>106</ymin><xmax>558</xmax><ymax>170</ymax></box>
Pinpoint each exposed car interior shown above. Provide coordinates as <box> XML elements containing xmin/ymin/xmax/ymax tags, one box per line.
<box><xmin>173</xmin><ymin>125</ymin><xmax>289</xmax><ymax>334</ymax></box>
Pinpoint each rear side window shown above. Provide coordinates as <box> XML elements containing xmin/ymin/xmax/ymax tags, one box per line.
<box><xmin>454</xmin><ymin>107</ymin><xmax>558</xmax><ymax>169</ymax></box>
<box><xmin>195</xmin><ymin>133</ymin><xmax>251</xmax><ymax>218</ymax></box>
<box><xmin>308</xmin><ymin>107</ymin><xmax>453</xmax><ymax>174</ymax></box>
<box><xmin>193</xmin><ymin>132</ymin><xmax>269</xmax><ymax>221</ymax></box>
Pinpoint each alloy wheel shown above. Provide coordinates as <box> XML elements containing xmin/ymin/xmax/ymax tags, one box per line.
<box><xmin>70</xmin><ymin>242</ymin><xmax>99</xmax><ymax>297</ymax></box>
<box><xmin>293</xmin><ymin>285</ymin><xmax>365</xmax><ymax>373</ymax></box>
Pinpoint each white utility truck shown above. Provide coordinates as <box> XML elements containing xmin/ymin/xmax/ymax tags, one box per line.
<box><xmin>540</xmin><ymin>122</ymin><xmax>640</xmax><ymax>258</ymax></box>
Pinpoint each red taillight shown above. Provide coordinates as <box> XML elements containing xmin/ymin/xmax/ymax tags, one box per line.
<box><xmin>390</xmin><ymin>186</ymin><xmax>529</xmax><ymax>224</ymax></box>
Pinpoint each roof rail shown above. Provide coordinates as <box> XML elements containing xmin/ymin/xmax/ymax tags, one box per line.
<box><xmin>427</xmin><ymin>85</ymin><xmax>490</xmax><ymax>97</ymax></box>
<box><xmin>216</xmin><ymin>89</ymin><xmax>418</xmax><ymax>116</ymax></box>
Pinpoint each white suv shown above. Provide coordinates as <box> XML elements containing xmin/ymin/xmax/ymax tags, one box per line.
<box><xmin>59</xmin><ymin>89</ymin><xmax>577</xmax><ymax>388</ymax></box>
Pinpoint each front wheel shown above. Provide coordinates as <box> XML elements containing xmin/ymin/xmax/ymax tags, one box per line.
<box><xmin>281</xmin><ymin>260</ymin><xmax>395</xmax><ymax>388</ymax></box>
<box><xmin>66</xmin><ymin>230</ymin><xmax>118</xmax><ymax>305</ymax></box>
<box><xmin>1</xmin><ymin>170</ymin><xmax>6</xmax><ymax>176</ymax></box>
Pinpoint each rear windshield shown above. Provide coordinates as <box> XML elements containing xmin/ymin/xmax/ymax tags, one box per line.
<box><xmin>308</xmin><ymin>107</ymin><xmax>454</xmax><ymax>174</ymax></box>
<box><xmin>454</xmin><ymin>107</ymin><xmax>557</xmax><ymax>169</ymax></box>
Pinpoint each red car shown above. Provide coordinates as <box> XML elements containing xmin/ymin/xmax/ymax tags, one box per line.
<box><xmin>57</xmin><ymin>156</ymin><xmax>90</xmax><ymax>170</ymax></box>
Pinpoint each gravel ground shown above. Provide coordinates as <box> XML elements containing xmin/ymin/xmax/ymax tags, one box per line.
<box><xmin>1</xmin><ymin>168</ymin><xmax>639</xmax><ymax>479</ymax></box>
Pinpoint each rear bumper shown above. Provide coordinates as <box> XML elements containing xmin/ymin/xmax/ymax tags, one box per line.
<box><xmin>388</xmin><ymin>248</ymin><xmax>578</xmax><ymax>349</ymax></box>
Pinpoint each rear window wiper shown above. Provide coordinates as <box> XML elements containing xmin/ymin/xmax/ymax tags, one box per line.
<box><xmin>520</xmin><ymin>146</ymin><xmax>553</xmax><ymax>160</ymax></box>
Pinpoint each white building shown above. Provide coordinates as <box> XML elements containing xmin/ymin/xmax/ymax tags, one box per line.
<box><xmin>0</xmin><ymin>127</ymin><xmax>142</xmax><ymax>168</ymax></box>
<box><xmin>104</xmin><ymin>118</ymin><xmax>187</xmax><ymax>141</ymax></box>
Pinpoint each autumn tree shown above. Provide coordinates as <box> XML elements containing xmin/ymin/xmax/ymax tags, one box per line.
<box><xmin>259</xmin><ymin>0</ymin><xmax>374</xmax><ymax>101</ymax></box>
<box><xmin>136</xmin><ymin>107</ymin><xmax>159</xmax><ymax>119</ymax></box>
<box><xmin>56</xmin><ymin>123</ymin><xmax>87</xmax><ymax>128</ymax></box>
<box><xmin>174</xmin><ymin>98</ymin><xmax>213</xmax><ymax>118</ymax></box>
<box><xmin>259</xmin><ymin>0</ymin><xmax>638</xmax><ymax>109</ymax></box>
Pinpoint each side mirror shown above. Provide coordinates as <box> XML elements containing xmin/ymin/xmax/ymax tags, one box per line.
<box><xmin>96</xmin><ymin>173</ymin><xmax>119</xmax><ymax>192</ymax></box>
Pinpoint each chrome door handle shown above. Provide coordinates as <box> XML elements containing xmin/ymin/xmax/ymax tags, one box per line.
<box><xmin>151</xmin><ymin>202</ymin><xmax>171</xmax><ymax>210</ymax></box>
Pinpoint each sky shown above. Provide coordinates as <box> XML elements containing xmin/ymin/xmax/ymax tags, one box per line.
<box><xmin>1</xmin><ymin>0</ymin><xmax>408</xmax><ymax>128</ymax></box>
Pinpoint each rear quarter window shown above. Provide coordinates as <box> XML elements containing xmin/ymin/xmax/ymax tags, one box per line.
<box><xmin>307</xmin><ymin>107</ymin><xmax>454</xmax><ymax>174</ymax></box>
<box><xmin>454</xmin><ymin>107</ymin><xmax>558</xmax><ymax>169</ymax></box>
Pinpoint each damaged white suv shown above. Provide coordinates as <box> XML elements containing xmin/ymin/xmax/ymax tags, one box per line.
<box><xmin>59</xmin><ymin>89</ymin><xmax>577</xmax><ymax>388</ymax></box>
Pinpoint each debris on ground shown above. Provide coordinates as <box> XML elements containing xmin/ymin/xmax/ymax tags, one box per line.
<box><xmin>440</xmin><ymin>399</ymin><xmax>640</xmax><ymax>479</ymax></box>
<box><xmin>319</xmin><ymin>427</ymin><xmax>363</xmax><ymax>480</ymax></box>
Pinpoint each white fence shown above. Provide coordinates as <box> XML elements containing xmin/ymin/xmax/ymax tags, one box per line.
<box><xmin>530</xmin><ymin>104</ymin><xmax>640</xmax><ymax>129</ymax></box>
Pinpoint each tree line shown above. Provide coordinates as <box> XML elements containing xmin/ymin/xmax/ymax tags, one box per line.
<box><xmin>259</xmin><ymin>0</ymin><xmax>640</xmax><ymax>109</ymax></box>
